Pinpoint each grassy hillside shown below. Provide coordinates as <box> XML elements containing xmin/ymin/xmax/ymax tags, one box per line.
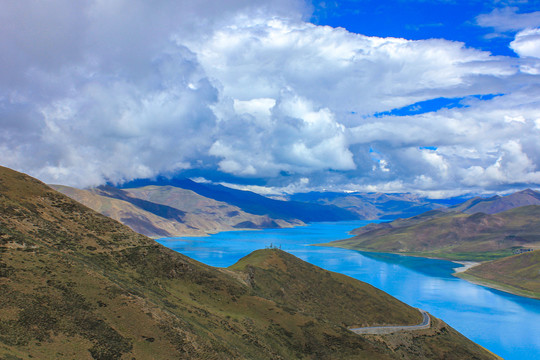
<box><xmin>325</xmin><ymin>206</ymin><xmax>540</xmax><ymax>261</ymax></box>
<box><xmin>457</xmin><ymin>250</ymin><xmax>540</xmax><ymax>299</ymax></box>
<box><xmin>0</xmin><ymin>165</ymin><xmax>498</xmax><ymax>359</ymax></box>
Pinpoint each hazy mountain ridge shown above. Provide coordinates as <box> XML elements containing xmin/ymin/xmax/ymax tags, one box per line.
<box><xmin>288</xmin><ymin>191</ymin><xmax>455</xmax><ymax>220</ymax></box>
<box><xmin>448</xmin><ymin>189</ymin><xmax>540</xmax><ymax>214</ymax></box>
<box><xmin>0</xmin><ymin>165</ymin><xmax>497</xmax><ymax>359</ymax></box>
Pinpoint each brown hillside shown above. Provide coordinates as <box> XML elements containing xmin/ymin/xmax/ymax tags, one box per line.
<box><xmin>0</xmin><ymin>166</ymin><xmax>498</xmax><ymax>359</ymax></box>
<box><xmin>458</xmin><ymin>250</ymin><xmax>540</xmax><ymax>299</ymax></box>
<box><xmin>327</xmin><ymin>206</ymin><xmax>540</xmax><ymax>261</ymax></box>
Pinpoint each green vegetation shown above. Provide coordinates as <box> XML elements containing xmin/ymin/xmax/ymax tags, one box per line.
<box><xmin>456</xmin><ymin>250</ymin><xmax>540</xmax><ymax>299</ymax></box>
<box><xmin>322</xmin><ymin>196</ymin><xmax>540</xmax><ymax>298</ymax></box>
<box><xmin>0</xmin><ymin>166</ymin><xmax>498</xmax><ymax>359</ymax></box>
<box><xmin>323</xmin><ymin>207</ymin><xmax>540</xmax><ymax>261</ymax></box>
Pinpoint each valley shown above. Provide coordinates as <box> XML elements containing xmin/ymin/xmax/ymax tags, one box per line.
<box><xmin>0</xmin><ymin>166</ymin><xmax>500</xmax><ymax>359</ymax></box>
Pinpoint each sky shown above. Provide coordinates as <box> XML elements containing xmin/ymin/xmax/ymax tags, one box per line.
<box><xmin>1</xmin><ymin>0</ymin><xmax>540</xmax><ymax>198</ymax></box>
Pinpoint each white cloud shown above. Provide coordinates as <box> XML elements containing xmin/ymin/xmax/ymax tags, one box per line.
<box><xmin>476</xmin><ymin>7</ymin><xmax>540</xmax><ymax>32</ymax></box>
<box><xmin>1</xmin><ymin>1</ymin><xmax>540</xmax><ymax>195</ymax></box>
<box><xmin>510</xmin><ymin>28</ymin><xmax>540</xmax><ymax>58</ymax></box>
<box><xmin>189</xmin><ymin>17</ymin><xmax>516</xmax><ymax>116</ymax></box>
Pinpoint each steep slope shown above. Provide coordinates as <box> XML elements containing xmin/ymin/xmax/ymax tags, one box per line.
<box><xmin>121</xmin><ymin>177</ymin><xmax>361</xmax><ymax>222</ymax></box>
<box><xmin>52</xmin><ymin>184</ymin><xmax>302</xmax><ymax>237</ymax></box>
<box><xmin>450</xmin><ymin>188</ymin><xmax>540</xmax><ymax>214</ymax></box>
<box><xmin>325</xmin><ymin>206</ymin><xmax>540</xmax><ymax>261</ymax></box>
<box><xmin>0</xmin><ymin>166</ymin><xmax>497</xmax><ymax>359</ymax></box>
<box><xmin>457</xmin><ymin>250</ymin><xmax>540</xmax><ymax>299</ymax></box>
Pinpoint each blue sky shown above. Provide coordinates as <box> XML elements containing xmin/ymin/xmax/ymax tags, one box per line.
<box><xmin>1</xmin><ymin>0</ymin><xmax>540</xmax><ymax>197</ymax></box>
<box><xmin>312</xmin><ymin>0</ymin><xmax>537</xmax><ymax>56</ymax></box>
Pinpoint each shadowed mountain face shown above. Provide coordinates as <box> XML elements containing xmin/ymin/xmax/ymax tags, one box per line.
<box><xmin>121</xmin><ymin>177</ymin><xmax>361</xmax><ymax>222</ymax></box>
<box><xmin>52</xmin><ymin>184</ymin><xmax>303</xmax><ymax>237</ymax></box>
<box><xmin>0</xmin><ymin>166</ymin><xmax>497</xmax><ymax>359</ymax></box>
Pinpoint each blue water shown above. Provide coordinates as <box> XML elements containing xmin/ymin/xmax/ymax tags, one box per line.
<box><xmin>157</xmin><ymin>221</ymin><xmax>540</xmax><ymax>360</ymax></box>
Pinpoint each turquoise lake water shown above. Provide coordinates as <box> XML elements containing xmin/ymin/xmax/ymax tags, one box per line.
<box><xmin>157</xmin><ymin>221</ymin><xmax>540</xmax><ymax>360</ymax></box>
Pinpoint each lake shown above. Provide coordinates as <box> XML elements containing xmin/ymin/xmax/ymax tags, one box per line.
<box><xmin>157</xmin><ymin>220</ymin><xmax>540</xmax><ymax>360</ymax></box>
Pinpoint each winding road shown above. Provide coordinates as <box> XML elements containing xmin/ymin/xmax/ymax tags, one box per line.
<box><xmin>350</xmin><ymin>309</ymin><xmax>430</xmax><ymax>335</ymax></box>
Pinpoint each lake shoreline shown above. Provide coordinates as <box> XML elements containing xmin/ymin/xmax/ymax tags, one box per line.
<box><xmin>451</xmin><ymin>261</ymin><xmax>481</xmax><ymax>273</ymax></box>
<box><xmin>317</xmin><ymin>244</ymin><xmax>540</xmax><ymax>300</ymax></box>
<box><xmin>454</xmin><ymin>271</ymin><xmax>540</xmax><ymax>300</ymax></box>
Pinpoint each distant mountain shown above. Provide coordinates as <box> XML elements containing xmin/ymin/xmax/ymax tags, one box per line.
<box><xmin>457</xmin><ymin>250</ymin><xmax>540</xmax><ymax>299</ymax></box>
<box><xmin>289</xmin><ymin>191</ymin><xmax>455</xmax><ymax>220</ymax></box>
<box><xmin>0</xmin><ymin>165</ymin><xmax>497</xmax><ymax>359</ymax></box>
<box><xmin>325</xmin><ymin>205</ymin><xmax>540</xmax><ymax>261</ymax></box>
<box><xmin>449</xmin><ymin>188</ymin><xmax>540</xmax><ymax>214</ymax></box>
<box><xmin>53</xmin><ymin>184</ymin><xmax>302</xmax><ymax>237</ymax></box>
<box><xmin>120</xmin><ymin>178</ymin><xmax>361</xmax><ymax>222</ymax></box>
<box><xmin>51</xmin><ymin>184</ymin><xmax>201</xmax><ymax>237</ymax></box>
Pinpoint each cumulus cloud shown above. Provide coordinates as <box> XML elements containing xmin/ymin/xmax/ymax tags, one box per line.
<box><xmin>510</xmin><ymin>28</ymin><xmax>540</xmax><ymax>58</ymax></box>
<box><xmin>189</xmin><ymin>17</ymin><xmax>516</xmax><ymax>116</ymax></box>
<box><xmin>1</xmin><ymin>1</ymin><xmax>540</xmax><ymax>195</ymax></box>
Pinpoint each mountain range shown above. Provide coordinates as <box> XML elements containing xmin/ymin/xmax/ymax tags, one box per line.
<box><xmin>0</xmin><ymin>165</ymin><xmax>498</xmax><ymax>359</ymax></box>
<box><xmin>448</xmin><ymin>188</ymin><xmax>540</xmax><ymax>214</ymax></box>
<box><xmin>53</xmin><ymin>178</ymin><xmax>460</xmax><ymax>238</ymax></box>
<box><xmin>288</xmin><ymin>191</ymin><xmax>461</xmax><ymax>220</ymax></box>
<box><xmin>52</xmin><ymin>184</ymin><xmax>303</xmax><ymax>237</ymax></box>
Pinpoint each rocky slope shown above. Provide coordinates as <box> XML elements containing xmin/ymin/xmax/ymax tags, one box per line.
<box><xmin>0</xmin><ymin>165</ymin><xmax>497</xmax><ymax>359</ymax></box>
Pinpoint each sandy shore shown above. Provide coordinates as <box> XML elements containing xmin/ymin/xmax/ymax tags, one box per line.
<box><xmin>452</xmin><ymin>261</ymin><xmax>481</xmax><ymax>273</ymax></box>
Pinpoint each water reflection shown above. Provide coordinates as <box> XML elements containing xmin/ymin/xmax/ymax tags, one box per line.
<box><xmin>356</xmin><ymin>251</ymin><xmax>458</xmax><ymax>278</ymax></box>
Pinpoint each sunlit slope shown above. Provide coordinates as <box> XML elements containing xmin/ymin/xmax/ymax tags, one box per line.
<box><xmin>229</xmin><ymin>249</ymin><xmax>501</xmax><ymax>359</ymax></box>
<box><xmin>325</xmin><ymin>206</ymin><xmax>540</xmax><ymax>261</ymax></box>
<box><xmin>52</xmin><ymin>184</ymin><xmax>301</xmax><ymax>237</ymax></box>
<box><xmin>51</xmin><ymin>184</ymin><xmax>205</xmax><ymax>236</ymax></box>
<box><xmin>0</xmin><ymin>166</ymin><xmax>498</xmax><ymax>359</ymax></box>
<box><xmin>230</xmin><ymin>249</ymin><xmax>422</xmax><ymax>328</ymax></box>
<box><xmin>457</xmin><ymin>250</ymin><xmax>540</xmax><ymax>299</ymax></box>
